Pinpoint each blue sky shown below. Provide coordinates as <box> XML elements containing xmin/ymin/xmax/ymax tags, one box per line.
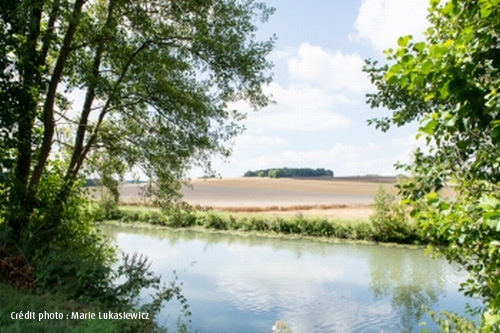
<box><xmin>191</xmin><ymin>0</ymin><xmax>431</xmax><ymax>178</ymax></box>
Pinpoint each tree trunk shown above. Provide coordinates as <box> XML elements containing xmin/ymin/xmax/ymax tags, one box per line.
<box><xmin>7</xmin><ymin>0</ymin><xmax>44</xmax><ymax>241</ymax></box>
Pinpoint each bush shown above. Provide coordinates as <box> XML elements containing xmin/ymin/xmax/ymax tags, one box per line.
<box><xmin>370</xmin><ymin>186</ymin><xmax>416</xmax><ymax>243</ymax></box>
<box><xmin>1</xmin><ymin>173</ymin><xmax>190</xmax><ymax>332</ymax></box>
<box><xmin>104</xmin><ymin>204</ymin><xmax>422</xmax><ymax>244</ymax></box>
<box><xmin>203</xmin><ymin>213</ymin><xmax>228</xmax><ymax>230</ymax></box>
<box><xmin>92</xmin><ymin>192</ymin><xmax>122</xmax><ymax>221</ymax></box>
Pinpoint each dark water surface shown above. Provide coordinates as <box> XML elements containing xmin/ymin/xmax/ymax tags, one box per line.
<box><xmin>101</xmin><ymin>224</ymin><xmax>481</xmax><ymax>332</ymax></box>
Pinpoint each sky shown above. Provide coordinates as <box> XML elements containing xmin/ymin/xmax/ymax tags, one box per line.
<box><xmin>190</xmin><ymin>0</ymin><xmax>432</xmax><ymax>178</ymax></box>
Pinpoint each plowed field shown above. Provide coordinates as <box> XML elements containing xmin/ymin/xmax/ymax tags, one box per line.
<box><xmin>115</xmin><ymin>177</ymin><xmax>406</xmax><ymax>219</ymax></box>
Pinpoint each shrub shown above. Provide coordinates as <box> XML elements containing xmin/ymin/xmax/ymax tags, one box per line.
<box><xmin>370</xmin><ymin>186</ymin><xmax>416</xmax><ymax>243</ymax></box>
<box><xmin>203</xmin><ymin>213</ymin><xmax>228</xmax><ymax>230</ymax></box>
<box><xmin>92</xmin><ymin>192</ymin><xmax>123</xmax><ymax>221</ymax></box>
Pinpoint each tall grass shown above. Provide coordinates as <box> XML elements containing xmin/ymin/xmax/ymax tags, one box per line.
<box><xmin>96</xmin><ymin>206</ymin><xmax>423</xmax><ymax>245</ymax></box>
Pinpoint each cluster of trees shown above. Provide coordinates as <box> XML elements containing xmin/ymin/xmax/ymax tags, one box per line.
<box><xmin>0</xmin><ymin>0</ymin><xmax>274</xmax><ymax>312</ymax></box>
<box><xmin>0</xmin><ymin>0</ymin><xmax>274</xmax><ymax>241</ymax></box>
<box><xmin>365</xmin><ymin>0</ymin><xmax>500</xmax><ymax>328</ymax></box>
<box><xmin>244</xmin><ymin>168</ymin><xmax>334</xmax><ymax>178</ymax></box>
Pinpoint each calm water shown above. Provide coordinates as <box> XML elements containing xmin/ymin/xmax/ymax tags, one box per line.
<box><xmin>101</xmin><ymin>224</ymin><xmax>481</xmax><ymax>333</ymax></box>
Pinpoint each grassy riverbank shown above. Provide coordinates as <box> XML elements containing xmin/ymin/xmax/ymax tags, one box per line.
<box><xmin>97</xmin><ymin>204</ymin><xmax>421</xmax><ymax>245</ymax></box>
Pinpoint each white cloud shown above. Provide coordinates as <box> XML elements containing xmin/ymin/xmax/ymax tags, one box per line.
<box><xmin>269</xmin><ymin>46</ymin><xmax>297</xmax><ymax>60</ymax></box>
<box><xmin>214</xmin><ymin>244</ymin><xmax>346</xmax><ymax>315</ymax></box>
<box><xmin>288</xmin><ymin>43</ymin><xmax>372</xmax><ymax>94</ymax></box>
<box><xmin>213</xmin><ymin>244</ymin><xmax>396</xmax><ymax>333</ymax></box>
<box><xmin>216</xmin><ymin>260</ymin><xmax>344</xmax><ymax>312</ymax></box>
<box><xmin>233</xmin><ymin>134</ymin><xmax>288</xmax><ymax>148</ymax></box>
<box><xmin>245</xmin><ymin>82</ymin><xmax>351</xmax><ymax>132</ymax></box>
<box><xmin>239</xmin><ymin>142</ymin><xmax>396</xmax><ymax>176</ymax></box>
<box><xmin>351</xmin><ymin>0</ymin><xmax>430</xmax><ymax>52</ymax></box>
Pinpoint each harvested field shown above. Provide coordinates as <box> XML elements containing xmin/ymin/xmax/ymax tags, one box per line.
<box><xmin>182</xmin><ymin>177</ymin><xmax>385</xmax><ymax>207</ymax></box>
<box><xmin>103</xmin><ymin>177</ymin><xmax>456</xmax><ymax>219</ymax></box>
<box><xmin>114</xmin><ymin>177</ymin><xmax>401</xmax><ymax>219</ymax></box>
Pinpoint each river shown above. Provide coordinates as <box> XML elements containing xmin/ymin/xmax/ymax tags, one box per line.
<box><xmin>101</xmin><ymin>224</ymin><xmax>481</xmax><ymax>332</ymax></box>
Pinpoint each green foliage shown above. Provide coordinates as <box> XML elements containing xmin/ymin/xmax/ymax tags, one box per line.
<box><xmin>0</xmin><ymin>167</ymin><xmax>188</xmax><ymax>331</ymax></box>
<box><xmin>109</xmin><ymin>206</ymin><xmax>428</xmax><ymax>244</ymax></box>
<box><xmin>268</xmin><ymin>169</ymin><xmax>281</xmax><ymax>178</ymax></box>
<box><xmin>364</xmin><ymin>0</ymin><xmax>500</xmax><ymax>324</ymax></box>
<box><xmin>370</xmin><ymin>186</ymin><xmax>416</xmax><ymax>243</ymax></box>
<box><xmin>0</xmin><ymin>282</ymin><xmax>124</xmax><ymax>333</ymax></box>
<box><xmin>92</xmin><ymin>193</ymin><xmax>122</xmax><ymax>221</ymax></box>
<box><xmin>0</xmin><ymin>0</ymin><xmax>275</xmax><ymax>244</ymax></box>
<box><xmin>0</xmin><ymin>277</ymin><xmax>189</xmax><ymax>333</ymax></box>
<box><xmin>244</xmin><ymin>167</ymin><xmax>334</xmax><ymax>178</ymax></box>
<box><xmin>415</xmin><ymin>191</ymin><xmax>500</xmax><ymax>326</ymax></box>
<box><xmin>1</xmin><ymin>0</ymin><xmax>274</xmax><ymax>327</ymax></box>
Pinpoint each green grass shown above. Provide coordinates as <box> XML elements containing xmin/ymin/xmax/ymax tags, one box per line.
<box><xmin>98</xmin><ymin>205</ymin><xmax>422</xmax><ymax>244</ymax></box>
<box><xmin>0</xmin><ymin>283</ymin><xmax>127</xmax><ymax>333</ymax></box>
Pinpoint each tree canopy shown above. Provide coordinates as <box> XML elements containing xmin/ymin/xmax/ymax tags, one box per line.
<box><xmin>243</xmin><ymin>167</ymin><xmax>334</xmax><ymax>178</ymax></box>
<box><xmin>0</xmin><ymin>0</ymin><xmax>274</xmax><ymax>245</ymax></box>
<box><xmin>364</xmin><ymin>0</ymin><xmax>499</xmax><ymax>328</ymax></box>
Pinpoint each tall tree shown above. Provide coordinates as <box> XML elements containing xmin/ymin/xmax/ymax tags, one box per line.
<box><xmin>364</xmin><ymin>0</ymin><xmax>499</xmax><ymax>328</ymax></box>
<box><xmin>0</xmin><ymin>0</ymin><xmax>274</xmax><ymax>244</ymax></box>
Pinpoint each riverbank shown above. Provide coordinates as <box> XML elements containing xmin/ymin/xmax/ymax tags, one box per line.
<box><xmin>99</xmin><ymin>205</ymin><xmax>422</xmax><ymax>245</ymax></box>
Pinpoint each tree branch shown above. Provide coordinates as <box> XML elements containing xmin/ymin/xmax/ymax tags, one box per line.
<box><xmin>27</xmin><ymin>0</ymin><xmax>86</xmax><ymax>205</ymax></box>
<box><xmin>68</xmin><ymin>40</ymin><xmax>154</xmax><ymax>181</ymax></box>
<box><xmin>40</xmin><ymin>0</ymin><xmax>60</xmax><ymax>68</ymax></box>
<box><xmin>66</xmin><ymin>0</ymin><xmax>117</xmax><ymax>182</ymax></box>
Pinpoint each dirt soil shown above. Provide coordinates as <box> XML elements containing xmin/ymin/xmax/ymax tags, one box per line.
<box><xmin>115</xmin><ymin>177</ymin><xmax>403</xmax><ymax>219</ymax></box>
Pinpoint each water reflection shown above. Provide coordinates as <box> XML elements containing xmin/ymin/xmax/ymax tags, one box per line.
<box><xmin>367</xmin><ymin>247</ymin><xmax>443</xmax><ymax>332</ymax></box>
<box><xmin>100</xmin><ymin>224</ymin><xmax>480</xmax><ymax>333</ymax></box>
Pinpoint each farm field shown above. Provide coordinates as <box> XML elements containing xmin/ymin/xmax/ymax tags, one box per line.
<box><xmin>114</xmin><ymin>177</ymin><xmax>405</xmax><ymax>219</ymax></box>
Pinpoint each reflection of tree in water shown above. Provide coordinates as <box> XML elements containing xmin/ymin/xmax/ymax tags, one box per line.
<box><xmin>368</xmin><ymin>246</ymin><xmax>444</xmax><ymax>332</ymax></box>
<box><xmin>103</xmin><ymin>224</ymin><xmax>468</xmax><ymax>332</ymax></box>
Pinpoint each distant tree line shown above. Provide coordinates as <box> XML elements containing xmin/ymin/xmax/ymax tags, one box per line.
<box><xmin>243</xmin><ymin>168</ymin><xmax>334</xmax><ymax>178</ymax></box>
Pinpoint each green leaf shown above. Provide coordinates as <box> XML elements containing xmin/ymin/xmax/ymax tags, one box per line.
<box><xmin>441</xmin><ymin>1</ymin><xmax>455</xmax><ymax>15</ymax></box>
<box><xmin>413</xmin><ymin>41</ymin><xmax>426</xmax><ymax>53</ymax></box>
<box><xmin>491</xmin><ymin>121</ymin><xmax>500</xmax><ymax>140</ymax></box>
<box><xmin>438</xmin><ymin>80</ymin><xmax>450</xmax><ymax>99</ymax></box>
<box><xmin>430</xmin><ymin>0</ymin><xmax>441</xmax><ymax>7</ymax></box>
<box><xmin>425</xmin><ymin>192</ymin><xmax>440</xmax><ymax>205</ymax></box>
<box><xmin>414</xmin><ymin>76</ymin><xmax>425</xmax><ymax>89</ymax></box>
<box><xmin>424</xmin><ymin>92</ymin><xmax>435</xmax><ymax>101</ymax></box>
<box><xmin>479</xmin><ymin>196</ymin><xmax>499</xmax><ymax>210</ymax></box>
<box><xmin>479</xmin><ymin>0</ymin><xmax>493</xmax><ymax>18</ymax></box>
<box><xmin>484</xmin><ymin>312</ymin><xmax>500</xmax><ymax>328</ymax></box>
<box><xmin>420</xmin><ymin>118</ymin><xmax>439</xmax><ymax>135</ymax></box>
<box><xmin>385</xmin><ymin>64</ymin><xmax>402</xmax><ymax>83</ymax></box>
<box><xmin>421</xmin><ymin>60</ymin><xmax>433</xmax><ymax>74</ymax></box>
<box><xmin>402</xmin><ymin>54</ymin><xmax>414</xmax><ymax>63</ymax></box>
<box><xmin>397</xmin><ymin>35</ymin><xmax>412</xmax><ymax>48</ymax></box>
